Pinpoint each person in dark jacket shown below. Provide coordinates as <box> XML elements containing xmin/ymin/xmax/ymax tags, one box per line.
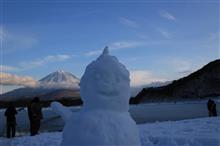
<box><xmin>28</xmin><ymin>97</ymin><xmax>43</xmax><ymax>136</ymax></box>
<box><xmin>4</xmin><ymin>103</ymin><xmax>17</xmax><ymax>138</ymax></box>
<box><xmin>211</xmin><ymin>100</ymin><xmax>217</xmax><ymax>117</ymax></box>
<box><xmin>28</xmin><ymin>100</ymin><xmax>34</xmax><ymax>135</ymax></box>
<box><xmin>207</xmin><ymin>99</ymin><xmax>213</xmax><ymax>117</ymax></box>
<box><xmin>207</xmin><ymin>99</ymin><xmax>218</xmax><ymax>117</ymax></box>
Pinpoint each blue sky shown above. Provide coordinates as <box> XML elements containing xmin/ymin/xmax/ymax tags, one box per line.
<box><xmin>0</xmin><ymin>1</ymin><xmax>219</xmax><ymax>93</ymax></box>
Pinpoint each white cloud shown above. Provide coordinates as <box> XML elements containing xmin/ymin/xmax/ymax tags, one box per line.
<box><xmin>170</xmin><ymin>59</ymin><xmax>195</xmax><ymax>76</ymax></box>
<box><xmin>110</xmin><ymin>41</ymin><xmax>144</xmax><ymax>50</ymax></box>
<box><xmin>85</xmin><ymin>50</ymin><xmax>102</xmax><ymax>57</ymax></box>
<box><xmin>0</xmin><ymin>65</ymin><xmax>19</xmax><ymax>72</ymax></box>
<box><xmin>0</xmin><ymin>25</ymin><xmax>3</xmax><ymax>42</ymax></box>
<box><xmin>1</xmin><ymin>25</ymin><xmax>38</xmax><ymax>53</ymax></box>
<box><xmin>130</xmin><ymin>70</ymin><xmax>167</xmax><ymax>87</ymax></box>
<box><xmin>157</xmin><ymin>28</ymin><xmax>172</xmax><ymax>39</ymax></box>
<box><xmin>1</xmin><ymin>54</ymin><xmax>73</xmax><ymax>72</ymax></box>
<box><xmin>0</xmin><ymin>72</ymin><xmax>38</xmax><ymax>87</ymax></box>
<box><xmin>119</xmin><ymin>17</ymin><xmax>139</xmax><ymax>28</ymax></box>
<box><xmin>159</xmin><ymin>10</ymin><xmax>176</xmax><ymax>21</ymax></box>
<box><xmin>19</xmin><ymin>54</ymin><xmax>72</xmax><ymax>69</ymax></box>
<box><xmin>207</xmin><ymin>32</ymin><xmax>219</xmax><ymax>42</ymax></box>
<box><xmin>85</xmin><ymin>41</ymin><xmax>146</xmax><ymax>56</ymax></box>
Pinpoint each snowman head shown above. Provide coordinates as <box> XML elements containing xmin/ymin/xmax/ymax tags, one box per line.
<box><xmin>80</xmin><ymin>47</ymin><xmax>131</xmax><ymax>111</ymax></box>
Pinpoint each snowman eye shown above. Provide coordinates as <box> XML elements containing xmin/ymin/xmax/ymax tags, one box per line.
<box><xmin>95</xmin><ymin>73</ymin><xmax>101</xmax><ymax>80</ymax></box>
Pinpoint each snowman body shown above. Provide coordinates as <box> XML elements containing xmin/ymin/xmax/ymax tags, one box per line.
<box><xmin>61</xmin><ymin>48</ymin><xmax>141</xmax><ymax>146</ymax></box>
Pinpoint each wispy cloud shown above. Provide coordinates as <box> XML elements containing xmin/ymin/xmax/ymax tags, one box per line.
<box><xmin>157</xmin><ymin>28</ymin><xmax>172</xmax><ymax>39</ymax></box>
<box><xmin>1</xmin><ymin>25</ymin><xmax>38</xmax><ymax>54</ymax></box>
<box><xmin>160</xmin><ymin>58</ymin><xmax>196</xmax><ymax>77</ymax></box>
<box><xmin>0</xmin><ymin>72</ymin><xmax>38</xmax><ymax>87</ymax></box>
<box><xmin>85</xmin><ymin>50</ymin><xmax>103</xmax><ymax>57</ymax></box>
<box><xmin>159</xmin><ymin>10</ymin><xmax>176</xmax><ymax>21</ymax></box>
<box><xmin>119</xmin><ymin>17</ymin><xmax>139</xmax><ymax>28</ymax></box>
<box><xmin>19</xmin><ymin>54</ymin><xmax>73</xmax><ymax>69</ymax></box>
<box><xmin>172</xmin><ymin>59</ymin><xmax>191</xmax><ymax>70</ymax></box>
<box><xmin>207</xmin><ymin>32</ymin><xmax>219</xmax><ymax>42</ymax></box>
<box><xmin>85</xmin><ymin>41</ymin><xmax>146</xmax><ymax>56</ymax></box>
<box><xmin>0</xmin><ymin>65</ymin><xmax>19</xmax><ymax>72</ymax></box>
<box><xmin>110</xmin><ymin>41</ymin><xmax>144</xmax><ymax>50</ymax></box>
<box><xmin>171</xmin><ymin>59</ymin><xmax>194</xmax><ymax>75</ymax></box>
<box><xmin>1</xmin><ymin>54</ymin><xmax>73</xmax><ymax>72</ymax></box>
<box><xmin>130</xmin><ymin>70</ymin><xmax>167</xmax><ymax>87</ymax></box>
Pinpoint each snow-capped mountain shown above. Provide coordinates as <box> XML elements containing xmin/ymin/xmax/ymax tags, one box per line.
<box><xmin>39</xmin><ymin>70</ymin><xmax>80</xmax><ymax>89</ymax></box>
<box><xmin>0</xmin><ymin>70</ymin><xmax>80</xmax><ymax>101</ymax></box>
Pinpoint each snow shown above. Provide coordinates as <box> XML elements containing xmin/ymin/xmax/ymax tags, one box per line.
<box><xmin>139</xmin><ymin>117</ymin><xmax>220</xmax><ymax>146</ymax></box>
<box><xmin>50</xmin><ymin>102</ymin><xmax>73</xmax><ymax>123</ymax></box>
<box><xmin>0</xmin><ymin>117</ymin><xmax>219</xmax><ymax>146</ymax></box>
<box><xmin>0</xmin><ymin>132</ymin><xmax>61</xmax><ymax>146</ymax></box>
<box><xmin>80</xmin><ymin>47</ymin><xmax>131</xmax><ymax>111</ymax></box>
<box><xmin>58</xmin><ymin>47</ymin><xmax>141</xmax><ymax>146</ymax></box>
<box><xmin>39</xmin><ymin>70</ymin><xmax>80</xmax><ymax>89</ymax></box>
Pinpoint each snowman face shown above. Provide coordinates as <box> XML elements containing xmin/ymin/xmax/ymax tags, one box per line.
<box><xmin>81</xmin><ymin>65</ymin><xmax>129</xmax><ymax>97</ymax></box>
<box><xmin>80</xmin><ymin>66</ymin><xmax>130</xmax><ymax>110</ymax></box>
<box><xmin>80</xmin><ymin>50</ymin><xmax>131</xmax><ymax>110</ymax></box>
<box><xmin>94</xmin><ymin>68</ymin><xmax>126</xmax><ymax>97</ymax></box>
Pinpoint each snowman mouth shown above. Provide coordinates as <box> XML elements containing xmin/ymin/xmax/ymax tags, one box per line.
<box><xmin>99</xmin><ymin>89</ymin><xmax>120</xmax><ymax>96</ymax></box>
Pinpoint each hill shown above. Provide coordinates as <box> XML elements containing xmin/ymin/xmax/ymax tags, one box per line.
<box><xmin>132</xmin><ymin>59</ymin><xmax>220</xmax><ymax>103</ymax></box>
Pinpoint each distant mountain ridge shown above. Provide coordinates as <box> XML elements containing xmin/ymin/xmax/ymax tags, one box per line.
<box><xmin>132</xmin><ymin>59</ymin><xmax>220</xmax><ymax>103</ymax></box>
<box><xmin>0</xmin><ymin>70</ymin><xmax>80</xmax><ymax>101</ymax></box>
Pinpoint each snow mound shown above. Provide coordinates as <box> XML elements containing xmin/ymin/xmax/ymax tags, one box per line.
<box><xmin>61</xmin><ymin>47</ymin><xmax>141</xmax><ymax>146</ymax></box>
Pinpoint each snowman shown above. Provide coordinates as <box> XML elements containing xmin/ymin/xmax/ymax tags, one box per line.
<box><xmin>51</xmin><ymin>47</ymin><xmax>141</xmax><ymax>146</ymax></box>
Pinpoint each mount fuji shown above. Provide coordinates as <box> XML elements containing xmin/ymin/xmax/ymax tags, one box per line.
<box><xmin>0</xmin><ymin>70</ymin><xmax>80</xmax><ymax>101</ymax></box>
<box><xmin>39</xmin><ymin>70</ymin><xmax>80</xmax><ymax>89</ymax></box>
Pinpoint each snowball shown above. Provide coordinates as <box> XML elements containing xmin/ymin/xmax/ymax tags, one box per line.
<box><xmin>62</xmin><ymin>110</ymin><xmax>140</xmax><ymax>146</ymax></box>
<box><xmin>51</xmin><ymin>102</ymin><xmax>72</xmax><ymax>123</ymax></box>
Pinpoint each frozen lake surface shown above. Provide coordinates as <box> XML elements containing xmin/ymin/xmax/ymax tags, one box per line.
<box><xmin>130</xmin><ymin>101</ymin><xmax>220</xmax><ymax>123</ymax></box>
<box><xmin>0</xmin><ymin>101</ymin><xmax>219</xmax><ymax>136</ymax></box>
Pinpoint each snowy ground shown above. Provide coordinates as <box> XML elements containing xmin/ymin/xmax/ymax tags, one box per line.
<box><xmin>139</xmin><ymin>117</ymin><xmax>220</xmax><ymax>146</ymax></box>
<box><xmin>0</xmin><ymin>117</ymin><xmax>219</xmax><ymax>146</ymax></box>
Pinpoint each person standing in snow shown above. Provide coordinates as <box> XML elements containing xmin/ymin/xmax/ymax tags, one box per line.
<box><xmin>4</xmin><ymin>103</ymin><xmax>17</xmax><ymax>138</ymax></box>
<box><xmin>28</xmin><ymin>99</ymin><xmax>34</xmax><ymax>135</ymax></box>
<box><xmin>207</xmin><ymin>99</ymin><xmax>213</xmax><ymax>117</ymax></box>
<box><xmin>211</xmin><ymin>100</ymin><xmax>217</xmax><ymax>117</ymax></box>
<box><xmin>207</xmin><ymin>99</ymin><xmax>217</xmax><ymax>117</ymax></box>
<box><xmin>28</xmin><ymin>97</ymin><xmax>43</xmax><ymax>136</ymax></box>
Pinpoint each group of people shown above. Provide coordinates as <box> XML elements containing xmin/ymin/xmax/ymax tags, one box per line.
<box><xmin>4</xmin><ymin>97</ymin><xmax>43</xmax><ymax>138</ymax></box>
